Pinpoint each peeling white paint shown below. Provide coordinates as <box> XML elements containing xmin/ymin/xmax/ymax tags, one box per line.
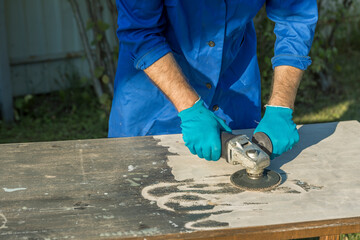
<box><xmin>45</xmin><ymin>175</ymin><xmax>56</xmax><ymax>178</ymax></box>
<box><xmin>99</xmin><ymin>227</ymin><xmax>161</xmax><ymax>238</ymax></box>
<box><xmin>142</xmin><ymin>122</ymin><xmax>360</xmax><ymax>231</ymax></box>
<box><xmin>126</xmin><ymin>179</ymin><xmax>140</xmax><ymax>187</ymax></box>
<box><xmin>128</xmin><ymin>165</ymin><xmax>136</xmax><ymax>171</ymax></box>
<box><xmin>39</xmin><ymin>207</ymin><xmax>74</xmax><ymax>212</ymax></box>
<box><xmin>0</xmin><ymin>213</ymin><xmax>7</xmax><ymax>229</ymax></box>
<box><xmin>169</xmin><ymin>220</ymin><xmax>178</xmax><ymax>227</ymax></box>
<box><xmin>3</xmin><ymin>187</ymin><xmax>27</xmax><ymax>192</ymax></box>
<box><xmin>78</xmin><ymin>148</ymin><xmax>88</xmax><ymax>184</ymax></box>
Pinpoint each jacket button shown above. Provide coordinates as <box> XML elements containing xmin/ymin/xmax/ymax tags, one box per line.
<box><xmin>208</xmin><ymin>41</ymin><xmax>215</xmax><ymax>47</ymax></box>
<box><xmin>212</xmin><ymin>105</ymin><xmax>219</xmax><ymax>111</ymax></box>
<box><xmin>206</xmin><ymin>83</ymin><xmax>212</xmax><ymax>89</ymax></box>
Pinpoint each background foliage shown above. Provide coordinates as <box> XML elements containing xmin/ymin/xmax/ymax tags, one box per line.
<box><xmin>68</xmin><ymin>0</ymin><xmax>117</xmax><ymax>101</ymax></box>
<box><xmin>255</xmin><ymin>0</ymin><xmax>360</xmax><ymax>124</ymax></box>
<box><xmin>1</xmin><ymin>0</ymin><xmax>360</xmax><ymax>145</ymax></box>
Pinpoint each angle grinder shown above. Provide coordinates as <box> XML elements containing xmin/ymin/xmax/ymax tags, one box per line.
<box><xmin>221</xmin><ymin>132</ymin><xmax>281</xmax><ymax>191</ymax></box>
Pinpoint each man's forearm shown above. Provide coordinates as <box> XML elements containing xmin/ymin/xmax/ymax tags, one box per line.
<box><xmin>144</xmin><ymin>52</ymin><xmax>199</xmax><ymax>112</ymax></box>
<box><xmin>268</xmin><ymin>66</ymin><xmax>303</xmax><ymax>109</ymax></box>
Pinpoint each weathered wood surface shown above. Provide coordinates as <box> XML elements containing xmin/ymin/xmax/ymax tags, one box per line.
<box><xmin>0</xmin><ymin>121</ymin><xmax>360</xmax><ymax>239</ymax></box>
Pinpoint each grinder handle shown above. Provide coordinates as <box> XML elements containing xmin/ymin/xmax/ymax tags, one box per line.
<box><xmin>220</xmin><ymin>131</ymin><xmax>237</xmax><ymax>159</ymax></box>
<box><xmin>252</xmin><ymin>132</ymin><xmax>273</xmax><ymax>157</ymax></box>
<box><xmin>220</xmin><ymin>131</ymin><xmax>274</xmax><ymax>159</ymax></box>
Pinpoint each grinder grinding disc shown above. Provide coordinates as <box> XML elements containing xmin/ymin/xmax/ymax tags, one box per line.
<box><xmin>230</xmin><ymin>169</ymin><xmax>281</xmax><ymax>191</ymax></box>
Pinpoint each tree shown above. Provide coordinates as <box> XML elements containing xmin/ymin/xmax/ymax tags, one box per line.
<box><xmin>68</xmin><ymin>0</ymin><xmax>118</xmax><ymax>101</ymax></box>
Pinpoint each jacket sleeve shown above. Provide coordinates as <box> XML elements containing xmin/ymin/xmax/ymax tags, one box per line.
<box><xmin>266</xmin><ymin>0</ymin><xmax>318</xmax><ymax>70</ymax></box>
<box><xmin>116</xmin><ymin>0</ymin><xmax>172</xmax><ymax>70</ymax></box>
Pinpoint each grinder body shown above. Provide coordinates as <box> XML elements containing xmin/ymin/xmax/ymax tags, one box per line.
<box><xmin>221</xmin><ymin>132</ymin><xmax>281</xmax><ymax>191</ymax></box>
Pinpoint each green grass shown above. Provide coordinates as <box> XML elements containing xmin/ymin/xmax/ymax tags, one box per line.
<box><xmin>0</xmin><ymin>86</ymin><xmax>109</xmax><ymax>144</ymax></box>
<box><xmin>293</xmin><ymin>50</ymin><xmax>360</xmax><ymax>124</ymax></box>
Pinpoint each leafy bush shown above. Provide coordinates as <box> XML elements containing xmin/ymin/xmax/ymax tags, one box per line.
<box><xmin>1</xmin><ymin>86</ymin><xmax>109</xmax><ymax>144</ymax></box>
<box><xmin>68</xmin><ymin>0</ymin><xmax>118</xmax><ymax>100</ymax></box>
<box><xmin>255</xmin><ymin>0</ymin><xmax>360</xmax><ymax>107</ymax></box>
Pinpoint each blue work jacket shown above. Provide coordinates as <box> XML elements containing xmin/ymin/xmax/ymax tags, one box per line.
<box><xmin>109</xmin><ymin>0</ymin><xmax>318</xmax><ymax>137</ymax></box>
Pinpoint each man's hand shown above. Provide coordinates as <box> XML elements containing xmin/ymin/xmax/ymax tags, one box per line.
<box><xmin>254</xmin><ymin>106</ymin><xmax>299</xmax><ymax>159</ymax></box>
<box><xmin>256</xmin><ymin>65</ymin><xmax>303</xmax><ymax>158</ymax></box>
<box><xmin>144</xmin><ymin>53</ymin><xmax>231</xmax><ymax>160</ymax></box>
<box><xmin>178</xmin><ymin>99</ymin><xmax>232</xmax><ymax>161</ymax></box>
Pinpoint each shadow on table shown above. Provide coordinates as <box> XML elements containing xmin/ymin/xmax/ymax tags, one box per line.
<box><xmin>268</xmin><ymin>122</ymin><xmax>339</xmax><ymax>184</ymax></box>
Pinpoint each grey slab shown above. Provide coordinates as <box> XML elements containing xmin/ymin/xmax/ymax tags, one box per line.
<box><xmin>152</xmin><ymin>120</ymin><xmax>360</xmax><ymax>230</ymax></box>
<box><xmin>0</xmin><ymin>121</ymin><xmax>359</xmax><ymax>239</ymax></box>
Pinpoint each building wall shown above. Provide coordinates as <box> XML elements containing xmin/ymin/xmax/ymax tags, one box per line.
<box><xmin>3</xmin><ymin>0</ymin><xmax>352</xmax><ymax>98</ymax></box>
<box><xmin>4</xmin><ymin>0</ymin><xmax>117</xmax><ymax>97</ymax></box>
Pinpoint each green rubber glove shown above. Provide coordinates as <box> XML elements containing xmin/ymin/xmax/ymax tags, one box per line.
<box><xmin>254</xmin><ymin>106</ymin><xmax>299</xmax><ymax>159</ymax></box>
<box><xmin>178</xmin><ymin>99</ymin><xmax>232</xmax><ymax>161</ymax></box>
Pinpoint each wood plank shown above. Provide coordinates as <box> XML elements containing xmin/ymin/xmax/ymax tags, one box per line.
<box><xmin>1</xmin><ymin>121</ymin><xmax>360</xmax><ymax>239</ymax></box>
<box><xmin>122</xmin><ymin>217</ymin><xmax>360</xmax><ymax>240</ymax></box>
<box><xmin>319</xmin><ymin>235</ymin><xmax>340</xmax><ymax>240</ymax></box>
<box><xmin>0</xmin><ymin>0</ymin><xmax>14</xmax><ymax>122</ymax></box>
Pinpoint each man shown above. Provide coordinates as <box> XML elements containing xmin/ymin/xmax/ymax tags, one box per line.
<box><xmin>109</xmin><ymin>0</ymin><xmax>318</xmax><ymax>161</ymax></box>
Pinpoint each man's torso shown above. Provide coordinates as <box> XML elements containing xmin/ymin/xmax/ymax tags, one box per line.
<box><xmin>109</xmin><ymin>1</ymin><xmax>265</xmax><ymax>137</ymax></box>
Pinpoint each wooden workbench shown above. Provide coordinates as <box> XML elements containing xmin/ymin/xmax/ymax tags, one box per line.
<box><xmin>1</xmin><ymin>121</ymin><xmax>360</xmax><ymax>240</ymax></box>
